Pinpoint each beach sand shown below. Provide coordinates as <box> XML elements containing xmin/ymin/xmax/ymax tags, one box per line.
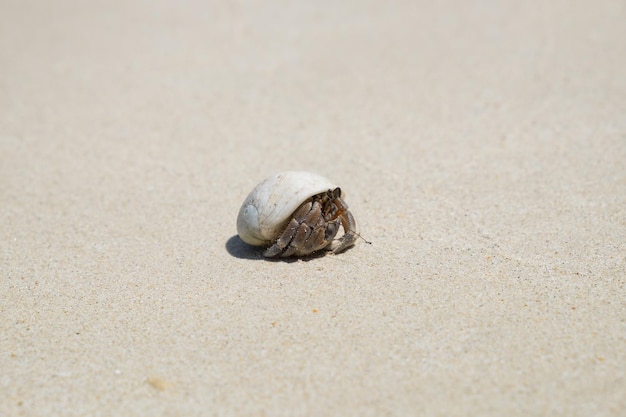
<box><xmin>1</xmin><ymin>1</ymin><xmax>624</xmax><ymax>415</ymax></box>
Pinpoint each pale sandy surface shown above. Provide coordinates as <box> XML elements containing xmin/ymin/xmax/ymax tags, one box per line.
<box><xmin>1</xmin><ymin>1</ymin><xmax>625</xmax><ymax>416</ymax></box>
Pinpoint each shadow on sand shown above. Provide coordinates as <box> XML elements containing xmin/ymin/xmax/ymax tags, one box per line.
<box><xmin>224</xmin><ymin>235</ymin><xmax>349</xmax><ymax>262</ymax></box>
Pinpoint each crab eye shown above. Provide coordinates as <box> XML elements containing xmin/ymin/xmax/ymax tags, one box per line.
<box><xmin>330</xmin><ymin>187</ymin><xmax>342</xmax><ymax>199</ymax></box>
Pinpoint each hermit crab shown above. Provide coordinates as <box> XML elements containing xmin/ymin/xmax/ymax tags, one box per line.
<box><xmin>236</xmin><ymin>171</ymin><xmax>358</xmax><ymax>257</ymax></box>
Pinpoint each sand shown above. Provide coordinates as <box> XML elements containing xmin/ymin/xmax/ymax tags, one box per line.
<box><xmin>1</xmin><ymin>1</ymin><xmax>625</xmax><ymax>416</ymax></box>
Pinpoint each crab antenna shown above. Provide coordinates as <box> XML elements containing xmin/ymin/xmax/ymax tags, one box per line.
<box><xmin>355</xmin><ymin>231</ymin><xmax>372</xmax><ymax>245</ymax></box>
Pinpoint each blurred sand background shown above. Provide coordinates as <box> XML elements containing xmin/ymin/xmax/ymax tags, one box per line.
<box><xmin>1</xmin><ymin>0</ymin><xmax>625</xmax><ymax>415</ymax></box>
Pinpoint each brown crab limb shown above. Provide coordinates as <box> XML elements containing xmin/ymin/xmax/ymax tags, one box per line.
<box><xmin>264</xmin><ymin>197</ymin><xmax>343</xmax><ymax>257</ymax></box>
<box><xmin>263</xmin><ymin>216</ymin><xmax>300</xmax><ymax>257</ymax></box>
<box><xmin>301</xmin><ymin>217</ymin><xmax>324</xmax><ymax>252</ymax></box>
<box><xmin>304</xmin><ymin>217</ymin><xmax>340</xmax><ymax>254</ymax></box>
<box><xmin>331</xmin><ymin>200</ymin><xmax>358</xmax><ymax>254</ymax></box>
<box><xmin>263</xmin><ymin>201</ymin><xmax>312</xmax><ymax>257</ymax></box>
<box><xmin>279</xmin><ymin>223</ymin><xmax>310</xmax><ymax>257</ymax></box>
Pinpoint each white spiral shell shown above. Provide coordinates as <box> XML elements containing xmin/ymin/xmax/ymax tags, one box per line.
<box><xmin>236</xmin><ymin>171</ymin><xmax>339</xmax><ymax>247</ymax></box>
